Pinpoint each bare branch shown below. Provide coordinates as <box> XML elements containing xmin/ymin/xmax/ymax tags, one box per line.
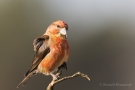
<box><xmin>46</xmin><ymin>72</ymin><xmax>90</xmax><ymax>90</ymax></box>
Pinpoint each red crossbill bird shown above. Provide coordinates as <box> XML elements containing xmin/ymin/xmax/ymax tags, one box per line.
<box><xmin>17</xmin><ymin>20</ymin><xmax>69</xmax><ymax>88</ymax></box>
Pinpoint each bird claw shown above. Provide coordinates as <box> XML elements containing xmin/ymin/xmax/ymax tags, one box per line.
<box><xmin>50</xmin><ymin>73</ymin><xmax>60</xmax><ymax>81</ymax></box>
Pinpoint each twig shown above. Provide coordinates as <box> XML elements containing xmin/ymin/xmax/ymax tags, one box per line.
<box><xmin>46</xmin><ymin>72</ymin><xmax>90</xmax><ymax>90</ymax></box>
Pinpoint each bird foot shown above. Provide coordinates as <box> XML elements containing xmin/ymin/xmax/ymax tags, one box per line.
<box><xmin>50</xmin><ymin>73</ymin><xmax>60</xmax><ymax>81</ymax></box>
<box><xmin>57</xmin><ymin>62</ymin><xmax>67</xmax><ymax>73</ymax></box>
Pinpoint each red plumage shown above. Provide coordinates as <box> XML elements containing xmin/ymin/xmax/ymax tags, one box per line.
<box><xmin>17</xmin><ymin>20</ymin><xmax>69</xmax><ymax>88</ymax></box>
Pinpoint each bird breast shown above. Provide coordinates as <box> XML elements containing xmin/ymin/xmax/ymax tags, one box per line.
<box><xmin>38</xmin><ymin>40</ymin><xmax>69</xmax><ymax>75</ymax></box>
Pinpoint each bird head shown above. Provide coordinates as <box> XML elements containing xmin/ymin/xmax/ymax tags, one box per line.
<box><xmin>45</xmin><ymin>20</ymin><xmax>68</xmax><ymax>39</ymax></box>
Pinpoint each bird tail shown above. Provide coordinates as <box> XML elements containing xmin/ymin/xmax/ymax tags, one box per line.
<box><xmin>17</xmin><ymin>72</ymin><xmax>34</xmax><ymax>88</ymax></box>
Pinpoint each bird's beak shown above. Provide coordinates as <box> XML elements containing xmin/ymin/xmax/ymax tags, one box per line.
<box><xmin>60</xmin><ymin>28</ymin><xmax>67</xmax><ymax>38</ymax></box>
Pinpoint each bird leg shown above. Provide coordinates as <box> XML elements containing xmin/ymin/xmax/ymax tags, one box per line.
<box><xmin>57</xmin><ymin>62</ymin><xmax>67</xmax><ymax>74</ymax></box>
<box><xmin>50</xmin><ymin>62</ymin><xmax>67</xmax><ymax>81</ymax></box>
<box><xmin>50</xmin><ymin>73</ymin><xmax>59</xmax><ymax>81</ymax></box>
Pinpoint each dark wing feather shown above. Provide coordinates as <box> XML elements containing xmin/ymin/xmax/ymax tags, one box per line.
<box><xmin>17</xmin><ymin>35</ymin><xmax>50</xmax><ymax>88</ymax></box>
<box><xmin>25</xmin><ymin>35</ymin><xmax>50</xmax><ymax>76</ymax></box>
<box><xmin>33</xmin><ymin>35</ymin><xmax>49</xmax><ymax>51</ymax></box>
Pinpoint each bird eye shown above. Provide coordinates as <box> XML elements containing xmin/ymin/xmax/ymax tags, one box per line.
<box><xmin>57</xmin><ymin>25</ymin><xmax>60</xmax><ymax>28</ymax></box>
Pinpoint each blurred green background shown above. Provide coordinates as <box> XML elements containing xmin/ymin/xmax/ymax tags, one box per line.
<box><xmin>0</xmin><ymin>0</ymin><xmax>135</xmax><ymax>90</ymax></box>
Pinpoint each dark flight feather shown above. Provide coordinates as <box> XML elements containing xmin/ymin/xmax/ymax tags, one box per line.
<box><xmin>17</xmin><ymin>35</ymin><xmax>50</xmax><ymax>88</ymax></box>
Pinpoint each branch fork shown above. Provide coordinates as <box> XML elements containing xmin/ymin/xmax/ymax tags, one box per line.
<box><xmin>46</xmin><ymin>72</ymin><xmax>90</xmax><ymax>90</ymax></box>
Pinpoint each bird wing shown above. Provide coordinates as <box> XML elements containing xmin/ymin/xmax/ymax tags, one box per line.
<box><xmin>17</xmin><ymin>35</ymin><xmax>50</xmax><ymax>88</ymax></box>
<box><xmin>25</xmin><ymin>35</ymin><xmax>50</xmax><ymax>76</ymax></box>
